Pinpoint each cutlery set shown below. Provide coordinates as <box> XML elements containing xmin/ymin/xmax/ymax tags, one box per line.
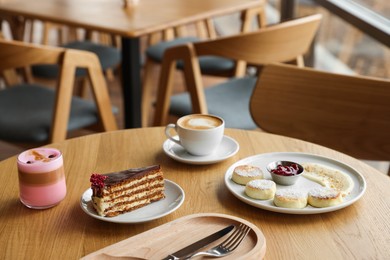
<box><xmin>162</xmin><ymin>223</ymin><xmax>251</xmax><ymax>259</ymax></box>
<box><xmin>101</xmin><ymin>223</ymin><xmax>251</xmax><ymax>259</ymax></box>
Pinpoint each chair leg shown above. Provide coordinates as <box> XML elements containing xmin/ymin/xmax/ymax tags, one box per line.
<box><xmin>73</xmin><ymin>77</ymin><xmax>91</xmax><ymax>99</ymax></box>
<box><xmin>153</xmin><ymin>60</ymin><xmax>177</xmax><ymax>126</ymax></box>
<box><xmin>105</xmin><ymin>68</ymin><xmax>115</xmax><ymax>81</ymax></box>
<box><xmin>142</xmin><ymin>59</ymin><xmax>159</xmax><ymax>127</ymax></box>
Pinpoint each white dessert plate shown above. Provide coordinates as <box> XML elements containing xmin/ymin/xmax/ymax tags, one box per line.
<box><xmin>163</xmin><ymin>135</ymin><xmax>239</xmax><ymax>165</ymax></box>
<box><xmin>80</xmin><ymin>179</ymin><xmax>185</xmax><ymax>223</ymax></box>
<box><xmin>224</xmin><ymin>152</ymin><xmax>367</xmax><ymax>214</ymax></box>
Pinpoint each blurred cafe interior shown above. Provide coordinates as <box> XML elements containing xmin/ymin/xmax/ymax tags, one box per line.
<box><xmin>0</xmin><ymin>0</ymin><xmax>390</xmax><ymax>259</ymax></box>
<box><xmin>0</xmin><ymin>0</ymin><xmax>388</xmax><ymax>173</ymax></box>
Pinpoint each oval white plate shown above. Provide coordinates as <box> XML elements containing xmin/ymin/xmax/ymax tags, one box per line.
<box><xmin>224</xmin><ymin>152</ymin><xmax>366</xmax><ymax>214</ymax></box>
<box><xmin>80</xmin><ymin>179</ymin><xmax>185</xmax><ymax>223</ymax></box>
<box><xmin>163</xmin><ymin>135</ymin><xmax>239</xmax><ymax>165</ymax></box>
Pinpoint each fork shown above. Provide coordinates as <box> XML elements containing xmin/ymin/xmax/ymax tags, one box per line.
<box><xmin>183</xmin><ymin>223</ymin><xmax>251</xmax><ymax>259</ymax></box>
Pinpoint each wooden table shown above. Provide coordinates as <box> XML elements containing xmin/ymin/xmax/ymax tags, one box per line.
<box><xmin>0</xmin><ymin>0</ymin><xmax>263</xmax><ymax>128</ymax></box>
<box><xmin>0</xmin><ymin>127</ymin><xmax>389</xmax><ymax>259</ymax></box>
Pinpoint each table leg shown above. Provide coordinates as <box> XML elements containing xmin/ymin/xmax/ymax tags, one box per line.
<box><xmin>280</xmin><ymin>0</ymin><xmax>315</xmax><ymax>67</ymax></box>
<box><xmin>121</xmin><ymin>37</ymin><xmax>142</xmax><ymax>129</ymax></box>
<box><xmin>280</xmin><ymin>0</ymin><xmax>297</xmax><ymax>21</ymax></box>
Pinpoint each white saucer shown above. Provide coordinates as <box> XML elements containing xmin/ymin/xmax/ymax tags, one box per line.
<box><xmin>80</xmin><ymin>180</ymin><xmax>185</xmax><ymax>223</ymax></box>
<box><xmin>163</xmin><ymin>135</ymin><xmax>239</xmax><ymax>165</ymax></box>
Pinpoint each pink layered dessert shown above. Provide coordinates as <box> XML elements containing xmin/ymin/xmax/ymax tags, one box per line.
<box><xmin>17</xmin><ymin>148</ymin><xmax>66</xmax><ymax>209</ymax></box>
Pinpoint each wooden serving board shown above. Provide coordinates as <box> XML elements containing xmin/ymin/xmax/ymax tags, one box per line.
<box><xmin>82</xmin><ymin>213</ymin><xmax>266</xmax><ymax>259</ymax></box>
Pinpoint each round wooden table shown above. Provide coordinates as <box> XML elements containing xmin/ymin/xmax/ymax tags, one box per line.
<box><xmin>1</xmin><ymin>127</ymin><xmax>389</xmax><ymax>259</ymax></box>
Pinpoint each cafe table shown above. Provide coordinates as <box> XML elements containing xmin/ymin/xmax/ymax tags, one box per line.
<box><xmin>0</xmin><ymin>0</ymin><xmax>263</xmax><ymax>129</ymax></box>
<box><xmin>1</xmin><ymin>127</ymin><xmax>389</xmax><ymax>259</ymax></box>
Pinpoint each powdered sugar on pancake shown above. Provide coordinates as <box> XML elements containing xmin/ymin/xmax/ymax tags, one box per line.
<box><xmin>247</xmin><ymin>179</ymin><xmax>275</xmax><ymax>190</ymax></box>
<box><xmin>308</xmin><ymin>187</ymin><xmax>340</xmax><ymax>199</ymax></box>
<box><xmin>276</xmin><ymin>188</ymin><xmax>307</xmax><ymax>199</ymax></box>
<box><xmin>234</xmin><ymin>165</ymin><xmax>262</xmax><ymax>177</ymax></box>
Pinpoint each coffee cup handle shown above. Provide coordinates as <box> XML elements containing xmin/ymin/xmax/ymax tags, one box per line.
<box><xmin>165</xmin><ymin>124</ymin><xmax>181</xmax><ymax>146</ymax></box>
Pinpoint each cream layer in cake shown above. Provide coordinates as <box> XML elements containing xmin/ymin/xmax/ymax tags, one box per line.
<box><xmin>90</xmin><ymin>165</ymin><xmax>165</xmax><ymax>217</ymax></box>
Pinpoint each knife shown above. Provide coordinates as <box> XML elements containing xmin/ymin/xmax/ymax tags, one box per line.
<box><xmin>161</xmin><ymin>224</ymin><xmax>235</xmax><ymax>260</ymax></box>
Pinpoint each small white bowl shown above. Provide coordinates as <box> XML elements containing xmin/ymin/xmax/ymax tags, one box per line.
<box><xmin>267</xmin><ymin>161</ymin><xmax>304</xmax><ymax>186</ymax></box>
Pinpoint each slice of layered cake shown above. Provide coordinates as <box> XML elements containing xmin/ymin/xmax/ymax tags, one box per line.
<box><xmin>90</xmin><ymin>165</ymin><xmax>165</xmax><ymax>217</ymax></box>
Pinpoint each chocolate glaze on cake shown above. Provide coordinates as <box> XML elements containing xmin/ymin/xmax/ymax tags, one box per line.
<box><xmin>103</xmin><ymin>165</ymin><xmax>160</xmax><ymax>184</ymax></box>
<box><xmin>90</xmin><ymin>165</ymin><xmax>165</xmax><ymax>217</ymax></box>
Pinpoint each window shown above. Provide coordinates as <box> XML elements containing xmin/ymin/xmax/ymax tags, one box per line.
<box><xmin>274</xmin><ymin>0</ymin><xmax>389</xmax><ymax>79</ymax></box>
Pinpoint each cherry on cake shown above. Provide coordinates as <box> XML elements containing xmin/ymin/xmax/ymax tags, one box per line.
<box><xmin>90</xmin><ymin>165</ymin><xmax>165</xmax><ymax>217</ymax></box>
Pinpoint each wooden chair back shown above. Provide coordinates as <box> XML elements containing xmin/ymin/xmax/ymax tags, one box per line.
<box><xmin>141</xmin><ymin>3</ymin><xmax>267</xmax><ymax>126</ymax></box>
<box><xmin>0</xmin><ymin>39</ymin><xmax>118</xmax><ymax>143</ymax></box>
<box><xmin>193</xmin><ymin>14</ymin><xmax>322</xmax><ymax>66</ymax></box>
<box><xmin>153</xmin><ymin>14</ymin><xmax>322</xmax><ymax>126</ymax></box>
<box><xmin>250</xmin><ymin>63</ymin><xmax>390</xmax><ymax>161</ymax></box>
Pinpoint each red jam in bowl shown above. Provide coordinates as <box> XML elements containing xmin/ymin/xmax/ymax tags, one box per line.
<box><xmin>270</xmin><ymin>163</ymin><xmax>301</xmax><ymax>176</ymax></box>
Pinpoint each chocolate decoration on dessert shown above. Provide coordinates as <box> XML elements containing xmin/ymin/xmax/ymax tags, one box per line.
<box><xmin>101</xmin><ymin>165</ymin><xmax>161</xmax><ymax>187</ymax></box>
<box><xmin>29</xmin><ymin>150</ymin><xmax>57</xmax><ymax>163</ymax></box>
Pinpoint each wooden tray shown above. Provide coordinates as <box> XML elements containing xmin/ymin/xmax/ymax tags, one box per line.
<box><xmin>82</xmin><ymin>213</ymin><xmax>266</xmax><ymax>259</ymax></box>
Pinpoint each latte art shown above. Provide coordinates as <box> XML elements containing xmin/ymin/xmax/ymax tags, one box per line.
<box><xmin>188</xmin><ymin>118</ymin><xmax>218</xmax><ymax>129</ymax></box>
<box><xmin>180</xmin><ymin>115</ymin><xmax>223</xmax><ymax>130</ymax></box>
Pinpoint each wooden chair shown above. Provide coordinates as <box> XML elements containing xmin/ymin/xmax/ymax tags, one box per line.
<box><xmin>0</xmin><ymin>39</ymin><xmax>118</xmax><ymax>145</ymax></box>
<box><xmin>153</xmin><ymin>14</ymin><xmax>322</xmax><ymax>129</ymax></box>
<box><xmin>24</xmin><ymin>20</ymin><xmax>121</xmax><ymax>98</ymax></box>
<box><xmin>249</xmin><ymin>63</ymin><xmax>390</xmax><ymax>173</ymax></box>
<box><xmin>141</xmin><ymin>4</ymin><xmax>267</xmax><ymax>126</ymax></box>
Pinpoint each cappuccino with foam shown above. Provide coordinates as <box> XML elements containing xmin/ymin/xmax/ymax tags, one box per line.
<box><xmin>165</xmin><ymin>114</ymin><xmax>225</xmax><ymax>156</ymax></box>
<box><xmin>179</xmin><ymin>114</ymin><xmax>223</xmax><ymax>130</ymax></box>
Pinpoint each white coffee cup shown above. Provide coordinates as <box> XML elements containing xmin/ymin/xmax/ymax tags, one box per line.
<box><xmin>165</xmin><ymin>114</ymin><xmax>225</xmax><ymax>156</ymax></box>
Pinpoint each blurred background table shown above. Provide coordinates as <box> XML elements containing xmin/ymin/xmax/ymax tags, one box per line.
<box><xmin>0</xmin><ymin>127</ymin><xmax>389</xmax><ymax>258</ymax></box>
<box><xmin>0</xmin><ymin>0</ymin><xmax>263</xmax><ymax>128</ymax></box>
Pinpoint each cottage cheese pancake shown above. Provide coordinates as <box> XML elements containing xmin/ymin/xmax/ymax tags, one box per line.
<box><xmin>245</xmin><ymin>179</ymin><xmax>276</xmax><ymax>200</ymax></box>
<box><xmin>274</xmin><ymin>189</ymin><xmax>307</xmax><ymax>209</ymax></box>
<box><xmin>308</xmin><ymin>187</ymin><xmax>343</xmax><ymax>208</ymax></box>
<box><xmin>302</xmin><ymin>163</ymin><xmax>354</xmax><ymax>197</ymax></box>
<box><xmin>232</xmin><ymin>165</ymin><xmax>264</xmax><ymax>185</ymax></box>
